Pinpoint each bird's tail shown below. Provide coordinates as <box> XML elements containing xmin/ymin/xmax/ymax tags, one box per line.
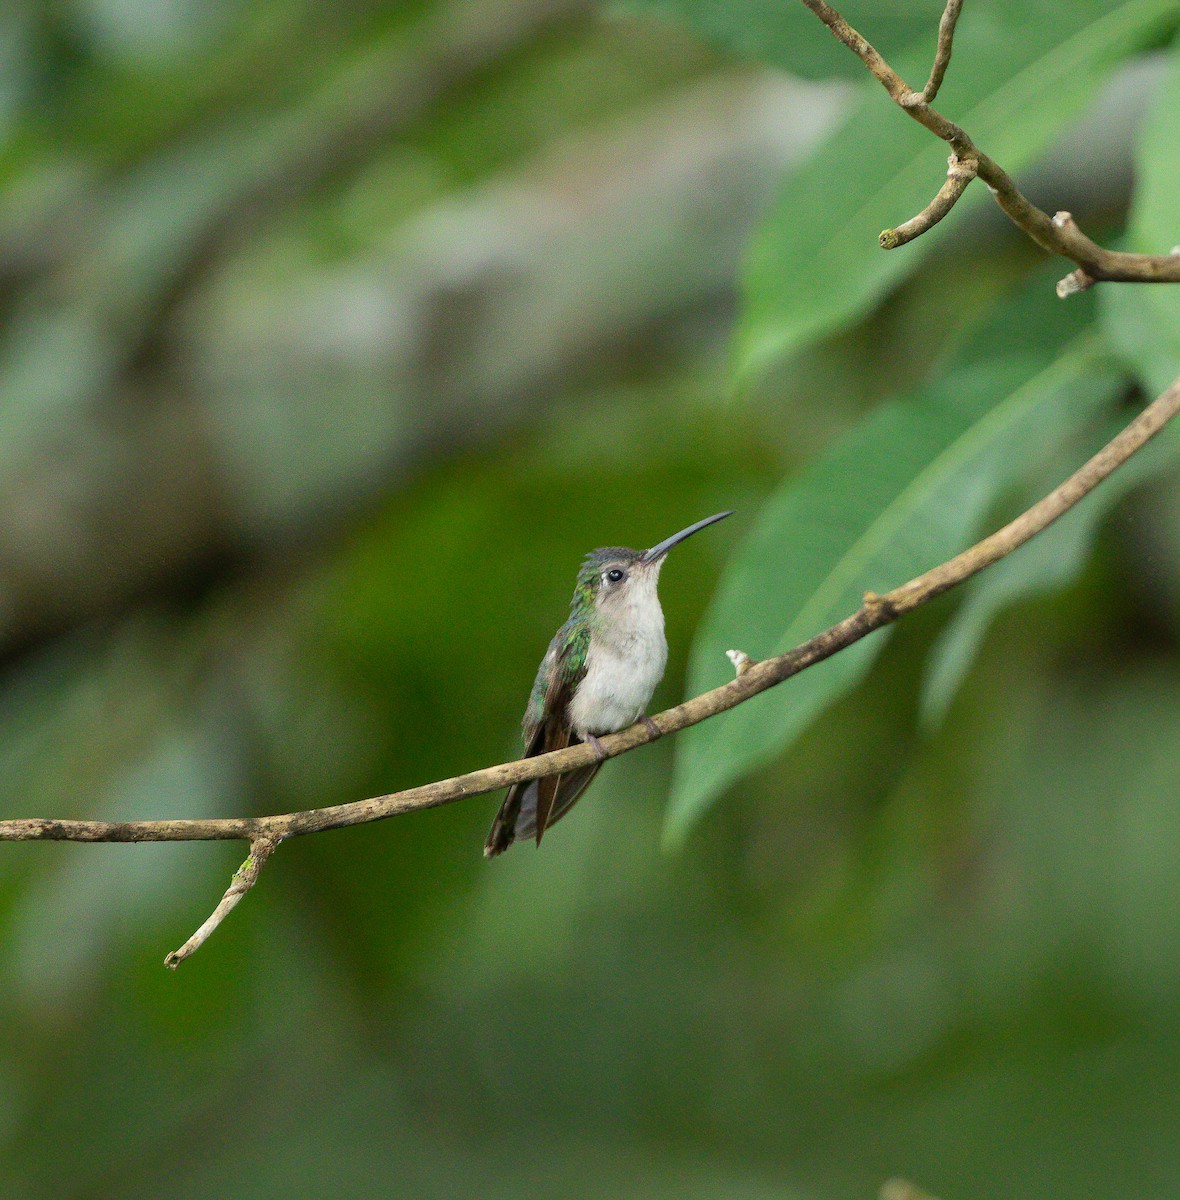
<box><xmin>484</xmin><ymin>763</ymin><xmax>601</xmax><ymax>857</ymax></box>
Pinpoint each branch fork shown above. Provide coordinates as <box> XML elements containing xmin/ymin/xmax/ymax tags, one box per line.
<box><xmin>804</xmin><ymin>0</ymin><xmax>1180</xmax><ymax>292</ymax></box>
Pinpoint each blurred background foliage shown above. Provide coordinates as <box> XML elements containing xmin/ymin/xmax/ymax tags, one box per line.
<box><xmin>0</xmin><ymin>0</ymin><xmax>1179</xmax><ymax>1196</ymax></box>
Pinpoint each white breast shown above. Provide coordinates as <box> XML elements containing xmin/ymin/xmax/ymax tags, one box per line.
<box><xmin>568</xmin><ymin>583</ymin><xmax>667</xmax><ymax>738</ymax></box>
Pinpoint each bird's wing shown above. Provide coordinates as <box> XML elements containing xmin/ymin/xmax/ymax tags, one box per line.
<box><xmin>484</xmin><ymin>623</ymin><xmax>589</xmax><ymax>857</ymax></box>
<box><xmin>528</xmin><ymin>622</ymin><xmax>590</xmax><ymax>844</ymax></box>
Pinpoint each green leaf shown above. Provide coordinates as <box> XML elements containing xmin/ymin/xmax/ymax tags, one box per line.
<box><xmin>994</xmin><ymin>663</ymin><xmax>1180</xmax><ymax>999</ymax></box>
<box><xmin>665</xmin><ymin>325</ymin><xmax>1124</xmax><ymax>847</ymax></box>
<box><xmin>616</xmin><ymin>0</ymin><xmax>939</xmax><ymax>81</ymax></box>
<box><xmin>740</xmin><ymin>0</ymin><xmax>1180</xmax><ymax>380</ymax></box>
<box><xmin>920</xmin><ymin>402</ymin><xmax>1179</xmax><ymax>726</ymax></box>
<box><xmin>1101</xmin><ymin>50</ymin><xmax>1180</xmax><ymax>397</ymax></box>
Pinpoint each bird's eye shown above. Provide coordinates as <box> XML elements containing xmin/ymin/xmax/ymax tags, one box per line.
<box><xmin>606</xmin><ymin>568</ymin><xmax>625</xmax><ymax>584</ymax></box>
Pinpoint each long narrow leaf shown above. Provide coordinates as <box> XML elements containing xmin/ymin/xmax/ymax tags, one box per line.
<box><xmin>665</xmin><ymin>332</ymin><xmax>1124</xmax><ymax>846</ymax></box>
<box><xmin>1101</xmin><ymin>50</ymin><xmax>1180</xmax><ymax>397</ymax></box>
<box><xmin>920</xmin><ymin>407</ymin><xmax>1178</xmax><ymax>726</ymax></box>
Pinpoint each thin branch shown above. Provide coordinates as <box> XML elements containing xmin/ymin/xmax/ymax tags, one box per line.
<box><xmin>163</xmin><ymin>837</ymin><xmax>278</xmax><ymax>969</ymax></box>
<box><xmin>880</xmin><ymin>154</ymin><xmax>977</xmax><ymax>248</ymax></box>
<box><xmin>2</xmin><ymin>371</ymin><xmax>1177</xmax><ymax>963</ymax></box>
<box><xmin>796</xmin><ymin>0</ymin><xmax>914</xmax><ymax>104</ymax></box>
<box><xmin>798</xmin><ymin>0</ymin><xmax>1180</xmax><ymax>291</ymax></box>
<box><xmin>887</xmin><ymin>378</ymin><xmax>1180</xmax><ymax>609</ymax></box>
<box><xmin>922</xmin><ymin>0</ymin><xmax>963</xmax><ymax>102</ymax></box>
<box><xmin>1</xmin><ymin>371</ymin><xmax>1176</xmax><ymax>851</ymax></box>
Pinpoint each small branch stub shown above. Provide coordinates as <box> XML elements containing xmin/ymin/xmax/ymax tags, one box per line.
<box><xmin>726</xmin><ymin>649</ymin><xmax>756</xmax><ymax>677</ymax></box>
<box><xmin>1056</xmin><ymin>268</ymin><xmax>1095</xmax><ymax>298</ymax></box>
<box><xmin>862</xmin><ymin>590</ymin><xmax>899</xmax><ymax>620</ymax></box>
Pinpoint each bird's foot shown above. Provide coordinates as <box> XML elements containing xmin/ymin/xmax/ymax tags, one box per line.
<box><xmin>585</xmin><ymin>734</ymin><xmax>609</xmax><ymax>763</ymax></box>
<box><xmin>641</xmin><ymin>716</ymin><xmax>661</xmax><ymax>740</ymax></box>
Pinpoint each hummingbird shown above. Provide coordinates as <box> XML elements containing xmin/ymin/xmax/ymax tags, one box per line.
<box><xmin>485</xmin><ymin>510</ymin><xmax>734</xmax><ymax>857</ymax></box>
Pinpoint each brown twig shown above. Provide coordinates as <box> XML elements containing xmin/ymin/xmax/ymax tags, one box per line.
<box><xmin>4</xmin><ymin>371</ymin><xmax>1179</xmax><ymax>963</ymax></box>
<box><xmin>880</xmin><ymin>154</ymin><xmax>977</xmax><ymax>248</ymax></box>
<box><xmin>798</xmin><ymin>0</ymin><xmax>1180</xmax><ymax>293</ymax></box>
<box><xmin>922</xmin><ymin>0</ymin><xmax>963</xmax><ymax>102</ymax></box>
<box><xmin>163</xmin><ymin>837</ymin><xmax>278</xmax><ymax>969</ymax></box>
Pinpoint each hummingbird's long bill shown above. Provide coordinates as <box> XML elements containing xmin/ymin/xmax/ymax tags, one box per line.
<box><xmin>640</xmin><ymin>510</ymin><xmax>735</xmax><ymax>564</ymax></box>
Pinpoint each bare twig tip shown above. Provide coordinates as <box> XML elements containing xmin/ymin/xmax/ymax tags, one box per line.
<box><xmin>1056</xmin><ymin>268</ymin><xmax>1095</xmax><ymax>298</ymax></box>
<box><xmin>922</xmin><ymin>0</ymin><xmax>963</xmax><ymax>102</ymax></box>
<box><xmin>882</xmin><ymin>154</ymin><xmax>975</xmax><ymax>249</ymax></box>
<box><xmin>726</xmin><ymin>649</ymin><xmax>756</xmax><ymax>677</ymax></box>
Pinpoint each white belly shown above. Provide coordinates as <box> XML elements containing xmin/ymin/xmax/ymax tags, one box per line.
<box><xmin>569</xmin><ymin>625</ymin><xmax>667</xmax><ymax>737</ymax></box>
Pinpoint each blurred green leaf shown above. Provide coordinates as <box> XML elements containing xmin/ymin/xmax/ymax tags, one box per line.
<box><xmin>740</xmin><ymin>0</ymin><xmax>1180</xmax><ymax>380</ymax></box>
<box><xmin>993</xmin><ymin>663</ymin><xmax>1180</xmax><ymax>1002</ymax></box>
<box><xmin>6</xmin><ymin>0</ymin><xmax>1180</xmax><ymax>1194</ymax></box>
<box><xmin>1101</xmin><ymin>49</ymin><xmax>1180</xmax><ymax>397</ymax></box>
<box><xmin>666</xmin><ymin>317</ymin><xmax>1121</xmax><ymax>846</ymax></box>
<box><xmin>616</xmin><ymin>0</ymin><xmax>937</xmax><ymax>81</ymax></box>
<box><xmin>921</xmin><ymin>406</ymin><xmax>1180</xmax><ymax>726</ymax></box>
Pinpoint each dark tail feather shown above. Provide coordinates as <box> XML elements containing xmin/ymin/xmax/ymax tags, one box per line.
<box><xmin>484</xmin><ymin>763</ymin><xmax>601</xmax><ymax>857</ymax></box>
<box><xmin>533</xmin><ymin>771</ymin><xmax>560</xmax><ymax>847</ymax></box>
<box><xmin>485</xmin><ymin>782</ymin><xmax>525</xmax><ymax>858</ymax></box>
<box><xmin>518</xmin><ymin>765</ymin><xmax>600</xmax><ymax>844</ymax></box>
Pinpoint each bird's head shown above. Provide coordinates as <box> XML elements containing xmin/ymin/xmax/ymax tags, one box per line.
<box><xmin>573</xmin><ymin>511</ymin><xmax>734</xmax><ymax>619</ymax></box>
